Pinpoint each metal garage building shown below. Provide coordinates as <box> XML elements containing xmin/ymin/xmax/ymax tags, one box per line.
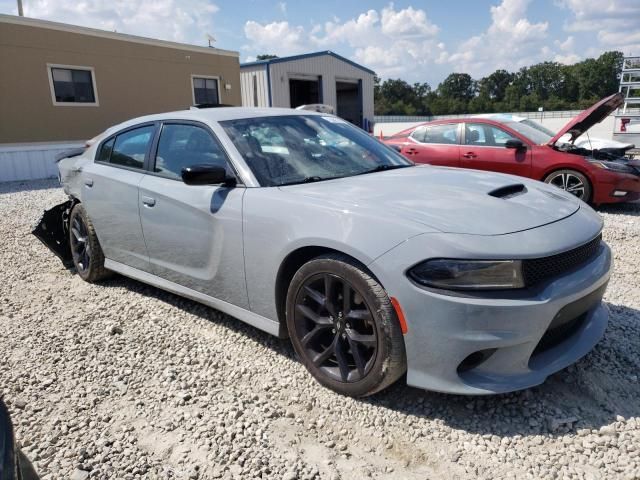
<box><xmin>240</xmin><ymin>51</ymin><xmax>375</xmax><ymax>130</ymax></box>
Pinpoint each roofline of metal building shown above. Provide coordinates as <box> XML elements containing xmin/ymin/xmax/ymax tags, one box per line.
<box><xmin>240</xmin><ymin>51</ymin><xmax>376</xmax><ymax>75</ymax></box>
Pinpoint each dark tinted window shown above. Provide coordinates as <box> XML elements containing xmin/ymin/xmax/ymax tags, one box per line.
<box><xmin>155</xmin><ymin>124</ymin><xmax>230</xmax><ymax>180</ymax></box>
<box><xmin>97</xmin><ymin>137</ymin><xmax>114</xmax><ymax>162</ymax></box>
<box><xmin>414</xmin><ymin>124</ymin><xmax>458</xmax><ymax>144</ymax></box>
<box><xmin>51</xmin><ymin>67</ymin><xmax>96</xmax><ymax>103</ymax></box>
<box><xmin>109</xmin><ymin>126</ymin><xmax>154</xmax><ymax>169</ymax></box>
<box><xmin>193</xmin><ymin>77</ymin><xmax>219</xmax><ymax>105</ymax></box>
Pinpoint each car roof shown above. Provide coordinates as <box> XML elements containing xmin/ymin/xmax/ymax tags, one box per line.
<box><xmin>473</xmin><ymin>113</ymin><xmax>527</xmax><ymax>122</ymax></box>
<box><xmin>106</xmin><ymin>107</ymin><xmax>324</xmax><ymax>134</ymax></box>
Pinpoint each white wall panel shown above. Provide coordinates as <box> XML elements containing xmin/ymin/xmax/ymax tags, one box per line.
<box><xmin>240</xmin><ymin>65</ymin><xmax>269</xmax><ymax>107</ymax></box>
<box><xmin>0</xmin><ymin>143</ymin><xmax>83</xmax><ymax>182</ymax></box>
<box><xmin>267</xmin><ymin>55</ymin><xmax>375</xmax><ymax>125</ymax></box>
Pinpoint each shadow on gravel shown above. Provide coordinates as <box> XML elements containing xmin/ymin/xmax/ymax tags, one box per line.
<box><xmin>98</xmin><ymin>274</ymin><xmax>293</xmax><ymax>356</ymax></box>
<box><xmin>98</xmin><ymin>275</ymin><xmax>640</xmax><ymax>441</ymax></box>
<box><xmin>0</xmin><ymin>179</ymin><xmax>59</xmax><ymax>195</ymax></box>
<box><xmin>597</xmin><ymin>200</ymin><xmax>640</xmax><ymax>216</ymax></box>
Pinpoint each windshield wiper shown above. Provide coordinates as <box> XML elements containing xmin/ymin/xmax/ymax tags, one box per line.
<box><xmin>356</xmin><ymin>164</ymin><xmax>412</xmax><ymax>176</ymax></box>
<box><xmin>279</xmin><ymin>176</ymin><xmax>328</xmax><ymax>186</ymax></box>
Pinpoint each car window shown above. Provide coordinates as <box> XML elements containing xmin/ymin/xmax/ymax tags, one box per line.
<box><xmin>418</xmin><ymin>124</ymin><xmax>458</xmax><ymax>144</ymax></box>
<box><xmin>154</xmin><ymin>124</ymin><xmax>231</xmax><ymax>180</ymax></box>
<box><xmin>465</xmin><ymin>123</ymin><xmax>518</xmax><ymax>147</ymax></box>
<box><xmin>465</xmin><ymin>124</ymin><xmax>487</xmax><ymax>145</ymax></box>
<box><xmin>221</xmin><ymin>115</ymin><xmax>412</xmax><ymax>187</ymax></box>
<box><xmin>410</xmin><ymin>126</ymin><xmax>426</xmax><ymax>143</ymax></box>
<box><xmin>107</xmin><ymin>126</ymin><xmax>155</xmax><ymax>169</ymax></box>
<box><xmin>97</xmin><ymin>138</ymin><xmax>114</xmax><ymax>163</ymax></box>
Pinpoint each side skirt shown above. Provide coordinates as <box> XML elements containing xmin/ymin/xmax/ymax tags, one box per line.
<box><xmin>104</xmin><ymin>259</ymin><xmax>281</xmax><ymax>337</ymax></box>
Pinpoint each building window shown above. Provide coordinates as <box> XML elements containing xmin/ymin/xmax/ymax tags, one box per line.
<box><xmin>192</xmin><ymin>76</ymin><xmax>220</xmax><ymax>105</ymax></box>
<box><xmin>48</xmin><ymin>65</ymin><xmax>98</xmax><ymax>105</ymax></box>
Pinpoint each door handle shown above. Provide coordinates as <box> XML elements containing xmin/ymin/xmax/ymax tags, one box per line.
<box><xmin>142</xmin><ymin>196</ymin><xmax>156</xmax><ymax>207</ymax></box>
<box><xmin>404</xmin><ymin>148</ymin><xmax>418</xmax><ymax>155</ymax></box>
<box><xmin>84</xmin><ymin>178</ymin><xmax>94</xmax><ymax>187</ymax></box>
<box><xmin>462</xmin><ymin>152</ymin><xmax>477</xmax><ymax>159</ymax></box>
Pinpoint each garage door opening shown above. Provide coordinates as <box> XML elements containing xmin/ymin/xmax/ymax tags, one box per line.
<box><xmin>289</xmin><ymin>79</ymin><xmax>320</xmax><ymax>108</ymax></box>
<box><xmin>336</xmin><ymin>81</ymin><xmax>362</xmax><ymax>126</ymax></box>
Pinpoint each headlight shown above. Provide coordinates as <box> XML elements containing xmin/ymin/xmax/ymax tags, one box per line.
<box><xmin>589</xmin><ymin>160</ymin><xmax>636</xmax><ymax>174</ymax></box>
<box><xmin>408</xmin><ymin>259</ymin><xmax>525</xmax><ymax>290</ymax></box>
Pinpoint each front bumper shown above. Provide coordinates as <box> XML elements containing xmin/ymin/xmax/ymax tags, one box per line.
<box><xmin>370</xmin><ymin>220</ymin><xmax>611</xmax><ymax>395</ymax></box>
<box><xmin>592</xmin><ymin>170</ymin><xmax>640</xmax><ymax>204</ymax></box>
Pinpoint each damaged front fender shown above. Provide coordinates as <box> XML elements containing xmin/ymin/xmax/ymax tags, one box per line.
<box><xmin>32</xmin><ymin>200</ymin><xmax>76</xmax><ymax>268</ymax></box>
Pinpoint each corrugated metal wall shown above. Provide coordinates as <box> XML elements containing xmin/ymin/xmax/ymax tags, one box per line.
<box><xmin>267</xmin><ymin>56</ymin><xmax>375</xmax><ymax>124</ymax></box>
<box><xmin>0</xmin><ymin>143</ymin><xmax>82</xmax><ymax>182</ymax></box>
<box><xmin>240</xmin><ymin>65</ymin><xmax>269</xmax><ymax>107</ymax></box>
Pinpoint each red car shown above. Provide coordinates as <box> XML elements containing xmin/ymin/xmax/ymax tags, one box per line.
<box><xmin>384</xmin><ymin>93</ymin><xmax>640</xmax><ymax>204</ymax></box>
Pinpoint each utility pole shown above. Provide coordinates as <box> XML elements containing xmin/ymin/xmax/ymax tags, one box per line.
<box><xmin>17</xmin><ymin>0</ymin><xmax>24</xmax><ymax>16</ymax></box>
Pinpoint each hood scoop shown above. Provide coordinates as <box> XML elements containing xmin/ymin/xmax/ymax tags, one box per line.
<box><xmin>488</xmin><ymin>183</ymin><xmax>527</xmax><ymax>199</ymax></box>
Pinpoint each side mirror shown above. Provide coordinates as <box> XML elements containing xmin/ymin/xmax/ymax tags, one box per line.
<box><xmin>505</xmin><ymin>139</ymin><xmax>526</xmax><ymax>150</ymax></box>
<box><xmin>181</xmin><ymin>164</ymin><xmax>237</xmax><ymax>187</ymax></box>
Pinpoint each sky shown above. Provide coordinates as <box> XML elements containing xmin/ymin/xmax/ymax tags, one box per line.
<box><xmin>2</xmin><ymin>0</ymin><xmax>639</xmax><ymax>86</ymax></box>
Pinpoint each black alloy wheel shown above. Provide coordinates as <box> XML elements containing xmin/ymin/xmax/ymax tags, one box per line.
<box><xmin>286</xmin><ymin>254</ymin><xmax>406</xmax><ymax>397</ymax></box>
<box><xmin>293</xmin><ymin>272</ymin><xmax>377</xmax><ymax>383</ymax></box>
<box><xmin>70</xmin><ymin>214</ymin><xmax>91</xmax><ymax>274</ymax></box>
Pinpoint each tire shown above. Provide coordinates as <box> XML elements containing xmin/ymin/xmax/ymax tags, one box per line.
<box><xmin>69</xmin><ymin>203</ymin><xmax>110</xmax><ymax>283</ymax></box>
<box><xmin>544</xmin><ymin>169</ymin><xmax>592</xmax><ymax>202</ymax></box>
<box><xmin>286</xmin><ymin>253</ymin><xmax>406</xmax><ymax>397</ymax></box>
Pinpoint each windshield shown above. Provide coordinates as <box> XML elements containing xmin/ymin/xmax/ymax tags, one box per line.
<box><xmin>503</xmin><ymin>120</ymin><xmax>553</xmax><ymax>145</ymax></box>
<box><xmin>221</xmin><ymin>115</ymin><xmax>412</xmax><ymax>186</ymax></box>
<box><xmin>521</xmin><ymin>119</ymin><xmax>556</xmax><ymax>137</ymax></box>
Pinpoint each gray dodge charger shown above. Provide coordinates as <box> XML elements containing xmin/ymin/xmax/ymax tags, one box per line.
<box><xmin>35</xmin><ymin>108</ymin><xmax>612</xmax><ymax>397</ymax></box>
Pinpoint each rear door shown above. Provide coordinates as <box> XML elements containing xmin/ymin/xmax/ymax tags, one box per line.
<box><xmin>460</xmin><ymin>122</ymin><xmax>531</xmax><ymax>177</ymax></box>
<box><xmin>80</xmin><ymin>124</ymin><xmax>155</xmax><ymax>272</ymax></box>
<box><xmin>401</xmin><ymin>123</ymin><xmax>461</xmax><ymax>167</ymax></box>
<box><xmin>138</xmin><ymin>121</ymin><xmax>249</xmax><ymax>309</ymax></box>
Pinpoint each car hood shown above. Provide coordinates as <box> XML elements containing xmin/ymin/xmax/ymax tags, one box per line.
<box><xmin>548</xmin><ymin>93</ymin><xmax>624</xmax><ymax>146</ymax></box>
<box><xmin>280</xmin><ymin>166</ymin><xmax>580</xmax><ymax>235</ymax></box>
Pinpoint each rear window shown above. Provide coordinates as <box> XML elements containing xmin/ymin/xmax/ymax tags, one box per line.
<box><xmin>97</xmin><ymin>125</ymin><xmax>154</xmax><ymax>170</ymax></box>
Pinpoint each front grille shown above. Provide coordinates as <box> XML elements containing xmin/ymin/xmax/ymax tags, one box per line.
<box><xmin>523</xmin><ymin>234</ymin><xmax>602</xmax><ymax>287</ymax></box>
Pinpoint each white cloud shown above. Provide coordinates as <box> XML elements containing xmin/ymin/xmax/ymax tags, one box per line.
<box><xmin>243</xmin><ymin>20</ymin><xmax>311</xmax><ymax>56</ymax></box>
<box><xmin>20</xmin><ymin>0</ymin><xmax>219</xmax><ymax>45</ymax></box>
<box><xmin>380</xmin><ymin>4</ymin><xmax>439</xmax><ymax>37</ymax></box>
<box><xmin>446</xmin><ymin>0</ymin><xmax>549</xmax><ymax>77</ymax></box>
<box><xmin>243</xmin><ymin>4</ymin><xmax>442</xmax><ymax>80</ymax></box>
<box><xmin>560</xmin><ymin>0</ymin><xmax>640</xmax><ymax>55</ymax></box>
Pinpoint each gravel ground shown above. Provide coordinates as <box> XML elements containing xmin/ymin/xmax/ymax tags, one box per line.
<box><xmin>0</xmin><ymin>179</ymin><xmax>639</xmax><ymax>480</ymax></box>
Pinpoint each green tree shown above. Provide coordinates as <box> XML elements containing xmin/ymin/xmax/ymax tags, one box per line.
<box><xmin>256</xmin><ymin>54</ymin><xmax>278</xmax><ymax>60</ymax></box>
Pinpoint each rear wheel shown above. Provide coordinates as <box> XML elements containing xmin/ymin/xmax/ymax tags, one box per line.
<box><xmin>544</xmin><ymin>169</ymin><xmax>591</xmax><ymax>202</ymax></box>
<box><xmin>286</xmin><ymin>254</ymin><xmax>406</xmax><ymax>397</ymax></box>
<box><xmin>69</xmin><ymin>204</ymin><xmax>110</xmax><ymax>283</ymax></box>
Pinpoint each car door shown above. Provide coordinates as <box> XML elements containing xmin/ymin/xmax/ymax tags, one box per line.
<box><xmin>138</xmin><ymin>121</ymin><xmax>249</xmax><ymax>309</ymax></box>
<box><xmin>400</xmin><ymin>123</ymin><xmax>461</xmax><ymax>167</ymax></box>
<box><xmin>80</xmin><ymin>124</ymin><xmax>155</xmax><ymax>272</ymax></box>
<box><xmin>460</xmin><ymin>122</ymin><xmax>532</xmax><ymax>177</ymax></box>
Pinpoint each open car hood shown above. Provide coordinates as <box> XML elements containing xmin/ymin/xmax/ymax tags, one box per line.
<box><xmin>548</xmin><ymin>93</ymin><xmax>624</xmax><ymax>146</ymax></box>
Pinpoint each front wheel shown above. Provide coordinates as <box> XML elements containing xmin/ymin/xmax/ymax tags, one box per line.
<box><xmin>69</xmin><ymin>204</ymin><xmax>111</xmax><ymax>283</ymax></box>
<box><xmin>544</xmin><ymin>169</ymin><xmax>591</xmax><ymax>202</ymax></box>
<box><xmin>286</xmin><ymin>254</ymin><xmax>406</xmax><ymax>397</ymax></box>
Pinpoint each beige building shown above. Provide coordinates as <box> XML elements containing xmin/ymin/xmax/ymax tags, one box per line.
<box><xmin>0</xmin><ymin>14</ymin><xmax>241</xmax><ymax>180</ymax></box>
